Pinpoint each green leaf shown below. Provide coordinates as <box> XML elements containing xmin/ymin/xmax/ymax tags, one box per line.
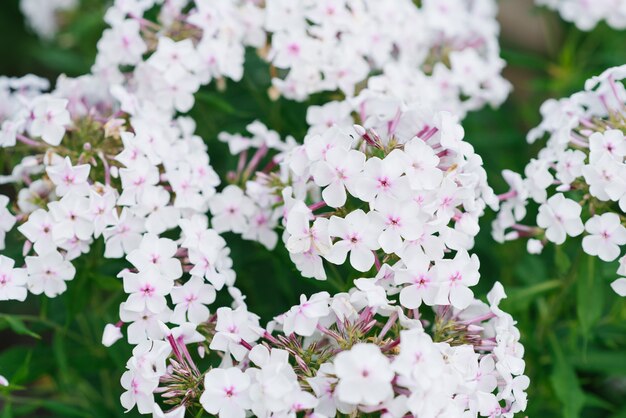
<box><xmin>39</xmin><ymin>400</ymin><xmax>90</xmax><ymax>417</ymax></box>
<box><xmin>1</xmin><ymin>316</ymin><xmax>41</xmax><ymax>340</ymax></box>
<box><xmin>53</xmin><ymin>333</ymin><xmax>71</xmax><ymax>389</ymax></box>
<box><xmin>195</xmin><ymin>91</ymin><xmax>241</xmax><ymax>116</ymax></box>
<box><xmin>611</xmin><ymin>406</ymin><xmax>626</xmax><ymax>418</ymax></box>
<box><xmin>11</xmin><ymin>350</ymin><xmax>33</xmax><ymax>385</ymax></box>
<box><xmin>576</xmin><ymin>255</ymin><xmax>603</xmax><ymax>340</ymax></box>
<box><xmin>549</xmin><ymin>334</ymin><xmax>585</xmax><ymax>418</ymax></box>
<box><xmin>90</xmin><ymin>273</ymin><xmax>122</xmax><ymax>291</ymax></box>
<box><xmin>583</xmin><ymin>393</ymin><xmax>613</xmax><ymax>410</ymax></box>
<box><xmin>1</xmin><ymin>400</ymin><xmax>11</xmax><ymax>418</ymax></box>
<box><xmin>570</xmin><ymin>350</ymin><xmax>626</xmax><ymax>376</ymax></box>
<box><xmin>504</xmin><ymin>279</ymin><xmax>561</xmax><ymax>305</ymax></box>
<box><xmin>555</xmin><ymin>247</ymin><xmax>572</xmax><ymax>276</ymax></box>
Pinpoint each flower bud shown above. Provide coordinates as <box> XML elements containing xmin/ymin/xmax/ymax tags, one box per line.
<box><xmin>101</xmin><ymin>323</ymin><xmax>123</xmax><ymax>347</ymax></box>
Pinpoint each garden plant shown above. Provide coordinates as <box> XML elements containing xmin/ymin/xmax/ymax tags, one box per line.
<box><xmin>1</xmin><ymin>0</ymin><xmax>626</xmax><ymax>417</ymax></box>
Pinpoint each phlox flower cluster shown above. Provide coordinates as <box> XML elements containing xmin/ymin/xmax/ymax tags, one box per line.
<box><xmin>19</xmin><ymin>0</ymin><xmax>78</xmax><ymax>39</ymax></box>
<box><xmin>93</xmin><ymin>0</ymin><xmax>509</xmax><ymax>120</ymax></box>
<box><xmin>0</xmin><ymin>70</ymin><xmax>219</xmax><ymax>301</ymax></box>
<box><xmin>494</xmin><ymin>65</ymin><xmax>626</xmax><ymax>296</ymax></box>
<box><xmin>536</xmin><ymin>0</ymin><xmax>626</xmax><ymax>31</ymax></box>
<box><xmin>119</xmin><ymin>280</ymin><xmax>527</xmax><ymax>417</ymax></box>
<box><xmin>263</xmin><ymin>0</ymin><xmax>510</xmax><ymax>116</ymax></box>
<box><xmin>0</xmin><ymin>0</ymin><xmax>531</xmax><ymax>416</ymax></box>
<box><xmin>219</xmin><ymin>95</ymin><xmax>497</xmax><ymax>299</ymax></box>
<box><xmin>93</xmin><ymin>0</ymin><xmax>263</xmax><ymax>117</ymax></box>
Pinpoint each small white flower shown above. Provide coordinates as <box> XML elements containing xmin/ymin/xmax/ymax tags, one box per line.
<box><xmin>610</xmin><ymin>278</ymin><xmax>626</xmax><ymax>297</ymax></box>
<box><xmin>0</xmin><ymin>195</ymin><xmax>16</xmax><ymax>250</ymax></box>
<box><xmin>210</xmin><ymin>307</ymin><xmax>260</xmax><ymax>361</ymax></box>
<box><xmin>120</xmin><ymin>369</ymin><xmax>157</xmax><ymax>414</ymax></box>
<box><xmin>527</xmin><ymin>239</ymin><xmax>544</xmax><ymax>254</ymax></box>
<box><xmin>334</xmin><ymin>343</ymin><xmax>394</xmax><ymax>406</ymax></box>
<box><xmin>395</xmin><ymin>254</ymin><xmax>438</xmax><ymax>309</ymax></box>
<box><xmin>127</xmin><ymin>234</ymin><xmax>182</xmax><ymax>280</ymax></box>
<box><xmin>403</xmin><ymin>137</ymin><xmax>443</xmax><ymax>190</ymax></box>
<box><xmin>102</xmin><ymin>323</ymin><xmax>123</xmax><ymax>347</ymax></box>
<box><xmin>536</xmin><ymin>193</ymin><xmax>584</xmax><ymax>245</ymax></box>
<box><xmin>282</xmin><ymin>292</ymin><xmax>330</xmax><ymax>337</ymax></box>
<box><xmin>29</xmin><ymin>97</ymin><xmax>70</xmax><ymax>146</ymax></box>
<box><xmin>46</xmin><ymin>157</ymin><xmax>91</xmax><ymax>197</ymax></box>
<box><xmin>326</xmin><ymin>210</ymin><xmax>382</xmax><ymax>272</ymax></box>
<box><xmin>582</xmin><ymin>213</ymin><xmax>626</xmax><ymax>262</ymax></box>
<box><xmin>209</xmin><ymin>186</ymin><xmax>255</xmax><ymax>234</ymax></box>
<box><xmin>121</xmin><ymin>268</ymin><xmax>173</xmax><ymax>313</ymax></box>
<box><xmin>200</xmin><ymin>367</ymin><xmax>251</xmax><ymax>418</ymax></box>
<box><xmin>434</xmin><ymin>250</ymin><xmax>480</xmax><ymax>310</ymax></box>
<box><xmin>0</xmin><ymin>255</ymin><xmax>28</xmax><ymax>302</ymax></box>
<box><xmin>25</xmin><ymin>250</ymin><xmax>75</xmax><ymax>297</ymax></box>
<box><xmin>355</xmin><ymin>150</ymin><xmax>409</xmax><ymax>204</ymax></box>
<box><xmin>285</xmin><ymin>202</ymin><xmax>331</xmax><ymax>255</ymax></box>
<box><xmin>311</xmin><ymin>147</ymin><xmax>365</xmax><ymax>208</ymax></box>
<box><xmin>170</xmin><ymin>276</ymin><xmax>216</xmax><ymax>324</ymax></box>
<box><xmin>18</xmin><ymin>209</ymin><xmax>56</xmax><ymax>254</ymax></box>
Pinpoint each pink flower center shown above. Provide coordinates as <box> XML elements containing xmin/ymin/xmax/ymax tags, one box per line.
<box><xmin>141</xmin><ymin>284</ymin><xmax>155</xmax><ymax>296</ymax></box>
<box><xmin>224</xmin><ymin>386</ymin><xmax>235</xmax><ymax>398</ymax></box>
<box><xmin>287</xmin><ymin>43</ymin><xmax>301</xmax><ymax>56</ymax></box>
<box><xmin>377</xmin><ymin>177</ymin><xmax>390</xmax><ymax>189</ymax></box>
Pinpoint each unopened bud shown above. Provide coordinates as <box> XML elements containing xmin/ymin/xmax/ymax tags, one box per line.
<box><xmin>102</xmin><ymin>323</ymin><xmax>123</xmax><ymax>347</ymax></box>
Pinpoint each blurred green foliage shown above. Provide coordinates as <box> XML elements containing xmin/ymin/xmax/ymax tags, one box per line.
<box><xmin>1</xmin><ymin>0</ymin><xmax>626</xmax><ymax>417</ymax></box>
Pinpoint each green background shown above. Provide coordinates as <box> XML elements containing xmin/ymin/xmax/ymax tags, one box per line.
<box><xmin>1</xmin><ymin>0</ymin><xmax>626</xmax><ymax>416</ymax></box>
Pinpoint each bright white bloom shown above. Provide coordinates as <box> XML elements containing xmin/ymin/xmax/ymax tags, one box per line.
<box><xmin>435</xmin><ymin>250</ymin><xmax>480</xmax><ymax>310</ymax></box>
<box><xmin>103</xmin><ymin>209</ymin><xmax>145</xmax><ymax>258</ymax></box>
<box><xmin>582</xmin><ymin>213</ymin><xmax>626</xmax><ymax>262</ymax></box>
<box><xmin>355</xmin><ymin>151</ymin><xmax>409</xmax><ymax>204</ymax></box>
<box><xmin>46</xmin><ymin>157</ymin><xmax>91</xmax><ymax>197</ymax></box>
<box><xmin>209</xmin><ymin>186</ymin><xmax>255</xmax><ymax>234</ymax></box>
<box><xmin>200</xmin><ymin>368</ymin><xmax>251</xmax><ymax>418</ymax></box>
<box><xmin>403</xmin><ymin>138</ymin><xmax>443</xmax><ymax>190</ymax></box>
<box><xmin>121</xmin><ymin>268</ymin><xmax>173</xmax><ymax>314</ymax></box>
<box><xmin>0</xmin><ymin>255</ymin><xmax>27</xmax><ymax>302</ymax></box>
<box><xmin>210</xmin><ymin>307</ymin><xmax>261</xmax><ymax>361</ymax></box>
<box><xmin>18</xmin><ymin>209</ymin><xmax>56</xmax><ymax>254</ymax></box>
<box><xmin>611</xmin><ymin>278</ymin><xmax>626</xmax><ymax>297</ymax></box>
<box><xmin>127</xmin><ymin>234</ymin><xmax>182</xmax><ymax>280</ymax></box>
<box><xmin>282</xmin><ymin>292</ymin><xmax>330</xmax><ymax>337</ymax></box>
<box><xmin>20</xmin><ymin>0</ymin><xmax>78</xmax><ymax>39</ymax></box>
<box><xmin>102</xmin><ymin>323</ymin><xmax>124</xmax><ymax>347</ymax></box>
<box><xmin>395</xmin><ymin>254</ymin><xmax>438</xmax><ymax>309</ymax></box>
<box><xmin>373</xmin><ymin>196</ymin><xmax>423</xmax><ymax>254</ymax></box>
<box><xmin>187</xmin><ymin>231</ymin><xmax>235</xmax><ymax>290</ymax></box>
<box><xmin>25</xmin><ymin>251</ymin><xmax>75</xmax><ymax>297</ymax></box>
<box><xmin>311</xmin><ymin>147</ymin><xmax>365</xmax><ymax>208</ymax></box>
<box><xmin>536</xmin><ymin>0</ymin><xmax>626</xmax><ymax>30</ymax></box>
<box><xmin>326</xmin><ymin>210</ymin><xmax>383</xmax><ymax>272</ymax></box>
<box><xmin>170</xmin><ymin>276</ymin><xmax>216</xmax><ymax>324</ymax></box>
<box><xmin>334</xmin><ymin>343</ymin><xmax>394</xmax><ymax>406</ymax></box>
<box><xmin>119</xmin><ymin>303</ymin><xmax>170</xmax><ymax>344</ymax></box>
<box><xmin>120</xmin><ymin>368</ymin><xmax>158</xmax><ymax>414</ymax></box>
<box><xmin>0</xmin><ymin>195</ymin><xmax>16</xmax><ymax>250</ymax></box>
<box><xmin>537</xmin><ymin>194</ymin><xmax>584</xmax><ymax>245</ymax></box>
<box><xmin>29</xmin><ymin>97</ymin><xmax>70</xmax><ymax>146</ymax></box>
<box><xmin>285</xmin><ymin>203</ymin><xmax>331</xmax><ymax>255</ymax></box>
